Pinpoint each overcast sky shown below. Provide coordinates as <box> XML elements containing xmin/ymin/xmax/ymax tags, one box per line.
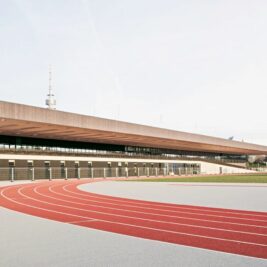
<box><xmin>1</xmin><ymin>0</ymin><xmax>267</xmax><ymax>145</ymax></box>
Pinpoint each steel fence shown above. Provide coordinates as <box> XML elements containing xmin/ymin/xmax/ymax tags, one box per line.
<box><xmin>0</xmin><ymin>167</ymin><xmax>200</xmax><ymax>182</ymax></box>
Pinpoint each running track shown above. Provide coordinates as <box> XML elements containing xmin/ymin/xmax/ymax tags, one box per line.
<box><xmin>1</xmin><ymin>179</ymin><xmax>267</xmax><ymax>259</ymax></box>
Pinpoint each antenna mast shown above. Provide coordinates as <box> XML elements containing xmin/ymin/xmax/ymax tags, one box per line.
<box><xmin>46</xmin><ymin>65</ymin><xmax>56</xmax><ymax>110</ymax></box>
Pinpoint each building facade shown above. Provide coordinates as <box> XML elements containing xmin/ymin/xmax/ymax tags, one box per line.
<box><xmin>0</xmin><ymin>101</ymin><xmax>266</xmax><ymax>181</ymax></box>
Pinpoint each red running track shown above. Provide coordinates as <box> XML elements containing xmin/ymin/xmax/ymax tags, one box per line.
<box><xmin>1</xmin><ymin>179</ymin><xmax>267</xmax><ymax>259</ymax></box>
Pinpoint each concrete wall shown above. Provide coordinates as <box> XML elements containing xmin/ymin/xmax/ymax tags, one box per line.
<box><xmin>200</xmin><ymin>162</ymin><xmax>254</xmax><ymax>175</ymax></box>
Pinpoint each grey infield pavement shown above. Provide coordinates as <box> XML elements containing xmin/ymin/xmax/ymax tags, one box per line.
<box><xmin>80</xmin><ymin>181</ymin><xmax>267</xmax><ymax>212</ymax></box>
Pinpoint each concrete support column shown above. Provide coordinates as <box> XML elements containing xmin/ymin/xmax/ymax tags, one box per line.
<box><xmin>32</xmin><ymin>168</ymin><xmax>35</xmax><ymax>181</ymax></box>
<box><xmin>49</xmin><ymin>168</ymin><xmax>52</xmax><ymax>181</ymax></box>
<box><xmin>65</xmin><ymin>168</ymin><xmax>68</xmax><ymax>180</ymax></box>
<box><xmin>11</xmin><ymin>168</ymin><xmax>14</xmax><ymax>182</ymax></box>
<box><xmin>78</xmin><ymin>167</ymin><xmax>81</xmax><ymax>179</ymax></box>
<box><xmin>164</xmin><ymin>168</ymin><xmax>167</xmax><ymax>176</ymax></box>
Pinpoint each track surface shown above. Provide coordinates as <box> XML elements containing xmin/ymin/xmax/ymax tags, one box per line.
<box><xmin>1</xmin><ymin>179</ymin><xmax>267</xmax><ymax>259</ymax></box>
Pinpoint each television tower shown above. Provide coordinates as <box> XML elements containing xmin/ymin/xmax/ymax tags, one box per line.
<box><xmin>45</xmin><ymin>65</ymin><xmax>56</xmax><ymax>110</ymax></box>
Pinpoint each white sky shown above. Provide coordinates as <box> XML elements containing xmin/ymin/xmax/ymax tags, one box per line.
<box><xmin>1</xmin><ymin>0</ymin><xmax>267</xmax><ymax>145</ymax></box>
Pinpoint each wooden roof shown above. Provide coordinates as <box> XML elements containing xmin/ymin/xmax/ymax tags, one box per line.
<box><xmin>0</xmin><ymin>101</ymin><xmax>267</xmax><ymax>155</ymax></box>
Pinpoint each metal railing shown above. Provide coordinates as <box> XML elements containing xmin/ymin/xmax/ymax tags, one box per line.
<box><xmin>0</xmin><ymin>167</ymin><xmax>200</xmax><ymax>182</ymax></box>
<box><xmin>249</xmin><ymin>167</ymin><xmax>267</xmax><ymax>172</ymax></box>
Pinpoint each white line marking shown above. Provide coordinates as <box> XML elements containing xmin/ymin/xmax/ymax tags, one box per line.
<box><xmin>1</xmin><ymin>184</ymin><xmax>267</xmax><ymax>250</ymax></box>
<box><xmin>67</xmin><ymin>219</ymin><xmax>99</xmax><ymax>224</ymax></box>
<box><xmin>60</xmin><ymin>184</ymin><xmax>267</xmax><ymax>224</ymax></box>
<box><xmin>40</xmin><ymin>183</ymin><xmax>267</xmax><ymax>236</ymax></box>
<box><xmin>65</xmin><ymin>183</ymin><xmax>267</xmax><ymax>219</ymax></box>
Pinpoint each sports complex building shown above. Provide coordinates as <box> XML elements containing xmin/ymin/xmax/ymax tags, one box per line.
<box><xmin>0</xmin><ymin>100</ymin><xmax>267</xmax><ymax>181</ymax></box>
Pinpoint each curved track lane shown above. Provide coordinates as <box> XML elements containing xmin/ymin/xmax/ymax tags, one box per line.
<box><xmin>1</xmin><ymin>179</ymin><xmax>267</xmax><ymax>259</ymax></box>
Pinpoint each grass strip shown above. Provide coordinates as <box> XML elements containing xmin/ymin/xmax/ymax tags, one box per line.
<box><xmin>126</xmin><ymin>175</ymin><xmax>267</xmax><ymax>183</ymax></box>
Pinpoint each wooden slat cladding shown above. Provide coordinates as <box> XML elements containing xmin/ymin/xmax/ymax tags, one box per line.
<box><xmin>0</xmin><ymin>101</ymin><xmax>267</xmax><ymax>155</ymax></box>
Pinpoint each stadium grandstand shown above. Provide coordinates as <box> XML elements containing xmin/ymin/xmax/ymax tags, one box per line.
<box><xmin>0</xmin><ymin>100</ymin><xmax>267</xmax><ymax>181</ymax></box>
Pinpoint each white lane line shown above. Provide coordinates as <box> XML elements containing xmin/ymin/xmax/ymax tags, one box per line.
<box><xmin>10</xmin><ymin>197</ymin><xmax>30</xmax><ymax>200</ymax></box>
<box><xmin>64</xmin><ymin>183</ymin><xmax>267</xmax><ymax>219</ymax></box>
<box><xmin>67</xmin><ymin>219</ymin><xmax>99</xmax><ymax>224</ymax></box>
<box><xmin>1</xmin><ymin>184</ymin><xmax>267</xmax><ymax>250</ymax></box>
<box><xmin>44</xmin><ymin>184</ymin><xmax>267</xmax><ymax>234</ymax></box>
<box><xmin>0</xmin><ymin>185</ymin><xmax>95</xmax><ymax>221</ymax></box>
<box><xmin>55</xmin><ymin>189</ymin><xmax>267</xmax><ymax>231</ymax></box>
<box><xmin>38</xmin><ymin>184</ymin><xmax>265</xmax><ymax>238</ymax></box>
<box><xmin>60</xmin><ymin>184</ymin><xmax>267</xmax><ymax>224</ymax></box>
<box><xmin>34</xmin><ymin>186</ymin><xmax>267</xmax><ymax>239</ymax></box>
<box><xmin>19</xmin><ymin>184</ymin><xmax>267</xmax><ymax>244</ymax></box>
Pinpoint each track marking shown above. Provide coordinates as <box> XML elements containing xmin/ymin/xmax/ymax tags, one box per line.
<box><xmin>12</xmin><ymin>184</ymin><xmax>267</xmax><ymax>246</ymax></box>
<box><xmin>2</xmin><ymin>185</ymin><xmax>267</xmax><ymax>249</ymax></box>
<box><xmin>33</xmin><ymin>184</ymin><xmax>267</xmax><ymax>236</ymax></box>
<box><xmin>67</xmin><ymin>219</ymin><xmax>99</xmax><ymax>224</ymax></box>
<box><xmin>1</xmin><ymin>180</ymin><xmax>267</xmax><ymax>259</ymax></box>
<box><xmin>60</xmin><ymin>184</ymin><xmax>267</xmax><ymax>223</ymax></box>
<box><xmin>65</xmin><ymin>184</ymin><xmax>267</xmax><ymax>219</ymax></box>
